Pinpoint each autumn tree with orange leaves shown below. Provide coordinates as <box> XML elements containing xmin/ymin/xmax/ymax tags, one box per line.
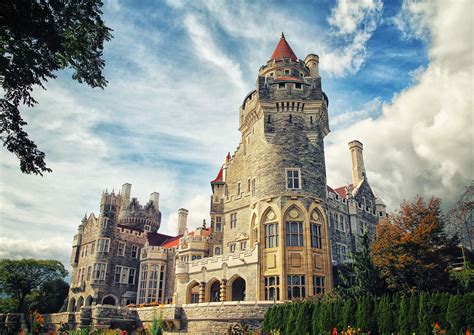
<box><xmin>371</xmin><ymin>196</ymin><xmax>459</xmax><ymax>293</ymax></box>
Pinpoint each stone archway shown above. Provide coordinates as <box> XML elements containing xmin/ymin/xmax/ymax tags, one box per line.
<box><xmin>186</xmin><ymin>280</ymin><xmax>200</xmax><ymax>304</ymax></box>
<box><xmin>206</xmin><ymin>278</ymin><xmax>221</xmax><ymax>302</ymax></box>
<box><xmin>85</xmin><ymin>295</ymin><xmax>93</xmax><ymax>306</ymax></box>
<box><xmin>68</xmin><ymin>297</ymin><xmax>76</xmax><ymax>312</ymax></box>
<box><xmin>76</xmin><ymin>296</ymin><xmax>84</xmax><ymax>311</ymax></box>
<box><xmin>102</xmin><ymin>294</ymin><xmax>118</xmax><ymax>306</ymax></box>
<box><xmin>231</xmin><ymin>277</ymin><xmax>246</xmax><ymax>301</ymax></box>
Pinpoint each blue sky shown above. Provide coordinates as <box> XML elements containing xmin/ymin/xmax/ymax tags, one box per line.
<box><xmin>0</xmin><ymin>0</ymin><xmax>472</xmax><ymax>270</ymax></box>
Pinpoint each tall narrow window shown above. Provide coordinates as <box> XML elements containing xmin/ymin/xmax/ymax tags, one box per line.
<box><xmin>131</xmin><ymin>245</ymin><xmax>139</xmax><ymax>258</ymax></box>
<box><xmin>87</xmin><ymin>266</ymin><xmax>92</xmax><ymax>281</ymax></box>
<box><xmin>264</xmin><ymin>223</ymin><xmax>279</xmax><ymax>248</ymax></box>
<box><xmin>286</xmin><ymin>221</ymin><xmax>303</xmax><ymax>246</ymax></box>
<box><xmin>311</xmin><ymin>223</ymin><xmax>322</xmax><ymax>249</ymax></box>
<box><xmin>230</xmin><ymin>213</ymin><xmax>237</xmax><ymax>229</ymax></box>
<box><xmin>117</xmin><ymin>242</ymin><xmax>125</xmax><ymax>256</ymax></box>
<box><xmin>313</xmin><ymin>276</ymin><xmax>325</xmax><ymax>295</ymax></box>
<box><xmin>251</xmin><ymin>178</ymin><xmax>256</xmax><ymax>197</ymax></box>
<box><xmin>286</xmin><ymin>169</ymin><xmax>301</xmax><ymax>189</ymax></box>
<box><xmin>287</xmin><ymin>275</ymin><xmax>305</xmax><ymax>299</ymax></box>
<box><xmin>229</xmin><ymin>243</ymin><xmax>236</xmax><ymax>253</ymax></box>
<box><xmin>214</xmin><ymin>246</ymin><xmax>222</xmax><ymax>255</ymax></box>
<box><xmin>128</xmin><ymin>268</ymin><xmax>136</xmax><ymax>285</ymax></box>
<box><xmin>237</xmin><ymin>182</ymin><xmax>241</xmax><ymax>195</ymax></box>
<box><xmin>215</xmin><ymin>216</ymin><xmax>222</xmax><ymax>232</ymax></box>
<box><xmin>264</xmin><ymin>276</ymin><xmax>280</xmax><ymax>301</ymax></box>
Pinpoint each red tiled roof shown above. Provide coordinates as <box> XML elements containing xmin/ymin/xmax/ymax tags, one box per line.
<box><xmin>211</xmin><ymin>165</ymin><xmax>224</xmax><ymax>183</ymax></box>
<box><xmin>275</xmin><ymin>76</ymin><xmax>304</xmax><ymax>82</ymax></box>
<box><xmin>328</xmin><ymin>184</ymin><xmax>354</xmax><ymax>199</ymax></box>
<box><xmin>270</xmin><ymin>33</ymin><xmax>298</xmax><ymax>61</ymax></box>
<box><xmin>161</xmin><ymin>235</ymin><xmax>182</xmax><ymax>248</ymax></box>
<box><xmin>146</xmin><ymin>232</ymin><xmax>174</xmax><ymax>246</ymax></box>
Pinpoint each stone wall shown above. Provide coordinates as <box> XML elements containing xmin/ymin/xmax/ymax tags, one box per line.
<box><xmin>181</xmin><ymin>301</ymin><xmax>278</xmax><ymax>335</ymax></box>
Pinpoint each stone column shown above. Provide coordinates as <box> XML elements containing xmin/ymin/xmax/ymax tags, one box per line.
<box><xmin>199</xmin><ymin>282</ymin><xmax>205</xmax><ymax>303</ymax></box>
<box><xmin>220</xmin><ymin>279</ymin><xmax>227</xmax><ymax>302</ymax></box>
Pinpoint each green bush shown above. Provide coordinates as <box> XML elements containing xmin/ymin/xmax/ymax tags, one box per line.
<box><xmin>262</xmin><ymin>292</ymin><xmax>472</xmax><ymax>334</ymax></box>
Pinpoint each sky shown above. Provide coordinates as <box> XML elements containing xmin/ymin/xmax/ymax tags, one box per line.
<box><xmin>0</xmin><ymin>0</ymin><xmax>472</xmax><ymax>271</ymax></box>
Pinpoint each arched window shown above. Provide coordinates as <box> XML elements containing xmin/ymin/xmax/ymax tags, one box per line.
<box><xmin>209</xmin><ymin>281</ymin><xmax>220</xmax><ymax>302</ymax></box>
<box><xmin>214</xmin><ymin>246</ymin><xmax>221</xmax><ymax>255</ymax></box>
<box><xmin>263</xmin><ymin>209</ymin><xmax>278</xmax><ymax>248</ymax></box>
<box><xmin>310</xmin><ymin>210</ymin><xmax>323</xmax><ymax>249</ymax></box>
<box><xmin>285</xmin><ymin>207</ymin><xmax>304</xmax><ymax>247</ymax></box>
<box><xmin>76</xmin><ymin>296</ymin><xmax>84</xmax><ymax>311</ymax></box>
<box><xmin>231</xmin><ymin>277</ymin><xmax>246</xmax><ymax>301</ymax></box>
<box><xmin>102</xmin><ymin>295</ymin><xmax>117</xmax><ymax>306</ymax></box>
<box><xmin>187</xmin><ymin>281</ymin><xmax>200</xmax><ymax>304</ymax></box>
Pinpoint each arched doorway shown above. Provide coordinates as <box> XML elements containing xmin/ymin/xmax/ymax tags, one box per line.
<box><xmin>102</xmin><ymin>295</ymin><xmax>117</xmax><ymax>306</ymax></box>
<box><xmin>68</xmin><ymin>297</ymin><xmax>76</xmax><ymax>312</ymax></box>
<box><xmin>85</xmin><ymin>295</ymin><xmax>93</xmax><ymax>306</ymax></box>
<box><xmin>76</xmin><ymin>296</ymin><xmax>84</xmax><ymax>311</ymax></box>
<box><xmin>209</xmin><ymin>280</ymin><xmax>221</xmax><ymax>302</ymax></box>
<box><xmin>231</xmin><ymin>277</ymin><xmax>246</xmax><ymax>301</ymax></box>
<box><xmin>187</xmin><ymin>281</ymin><xmax>200</xmax><ymax>304</ymax></box>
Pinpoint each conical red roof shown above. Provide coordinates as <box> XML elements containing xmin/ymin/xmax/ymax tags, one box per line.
<box><xmin>270</xmin><ymin>33</ymin><xmax>298</xmax><ymax>61</ymax></box>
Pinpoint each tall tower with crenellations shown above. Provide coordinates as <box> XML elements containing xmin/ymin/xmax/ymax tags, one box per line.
<box><xmin>175</xmin><ymin>33</ymin><xmax>333</xmax><ymax>304</ymax></box>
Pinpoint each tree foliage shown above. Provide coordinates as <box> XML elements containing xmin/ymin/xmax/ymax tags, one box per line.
<box><xmin>0</xmin><ymin>259</ymin><xmax>67</xmax><ymax>312</ymax></box>
<box><xmin>336</xmin><ymin>231</ymin><xmax>386</xmax><ymax>298</ymax></box>
<box><xmin>371</xmin><ymin>196</ymin><xmax>459</xmax><ymax>293</ymax></box>
<box><xmin>1</xmin><ymin>0</ymin><xmax>112</xmax><ymax>175</ymax></box>
<box><xmin>263</xmin><ymin>293</ymin><xmax>473</xmax><ymax>334</ymax></box>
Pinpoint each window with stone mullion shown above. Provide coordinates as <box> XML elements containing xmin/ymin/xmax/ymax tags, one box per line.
<box><xmin>286</xmin><ymin>221</ymin><xmax>303</xmax><ymax>246</ymax></box>
<box><xmin>287</xmin><ymin>275</ymin><xmax>305</xmax><ymax>300</ymax></box>
<box><xmin>264</xmin><ymin>222</ymin><xmax>278</xmax><ymax>248</ymax></box>
<box><xmin>264</xmin><ymin>276</ymin><xmax>280</xmax><ymax>300</ymax></box>
<box><xmin>310</xmin><ymin>223</ymin><xmax>322</xmax><ymax>248</ymax></box>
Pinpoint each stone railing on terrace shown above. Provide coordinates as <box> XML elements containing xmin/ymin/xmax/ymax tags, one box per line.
<box><xmin>176</xmin><ymin>245</ymin><xmax>259</xmax><ymax>275</ymax></box>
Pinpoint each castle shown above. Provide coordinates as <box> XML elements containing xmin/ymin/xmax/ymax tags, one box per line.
<box><xmin>66</xmin><ymin>34</ymin><xmax>386</xmax><ymax>312</ymax></box>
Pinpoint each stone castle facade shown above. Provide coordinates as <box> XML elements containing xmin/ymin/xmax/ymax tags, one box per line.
<box><xmin>66</xmin><ymin>34</ymin><xmax>387</xmax><ymax>313</ymax></box>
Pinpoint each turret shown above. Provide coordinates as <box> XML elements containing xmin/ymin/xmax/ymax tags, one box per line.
<box><xmin>304</xmin><ymin>54</ymin><xmax>320</xmax><ymax>78</ymax></box>
<box><xmin>177</xmin><ymin>208</ymin><xmax>189</xmax><ymax>235</ymax></box>
<box><xmin>150</xmin><ymin>192</ymin><xmax>160</xmax><ymax>212</ymax></box>
<box><xmin>121</xmin><ymin>183</ymin><xmax>131</xmax><ymax>207</ymax></box>
<box><xmin>348</xmin><ymin>140</ymin><xmax>366</xmax><ymax>186</ymax></box>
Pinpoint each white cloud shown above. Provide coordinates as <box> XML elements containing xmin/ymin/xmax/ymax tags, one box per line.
<box><xmin>323</xmin><ymin>0</ymin><xmax>383</xmax><ymax>76</ymax></box>
<box><xmin>326</xmin><ymin>0</ymin><xmax>473</xmax><ymax>210</ymax></box>
<box><xmin>331</xmin><ymin>97</ymin><xmax>382</xmax><ymax>129</ymax></box>
<box><xmin>391</xmin><ymin>0</ymin><xmax>436</xmax><ymax>41</ymax></box>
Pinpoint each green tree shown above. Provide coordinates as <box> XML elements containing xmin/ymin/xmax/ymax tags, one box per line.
<box><xmin>295</xmin><ymin>302</ymin><xmax>312</xmax><ymax>335</ymax></box>
<box><xmin>418</xmin><ymin>292</ymin><xmax>431</xmax><ymax>334</ymax></box>
<box><xmin>285</xmin><ymin>303</ymin><xmax>297</xmax><ymax>335</ymax></box>
<box><xmin>312</xmin><ymin>299</ymin><xmax>320</xmax><ymax>335</ymax></box>
<box><xmin>1</xmin><ymin>0</ymin><xmax>112</xmax><ymax>175</ymax></box>
<box><xmin>0</xmin><ymin>259</ymin><xmax>67</xmax><ymax>312</ymax></box>
<box><xmin>407</xmin><ymin>294</ymin><xmax>419</xmax><ymax>334</ymax></box>
<box><xmin>398</xmin><ymin>295</ymin><xmax>409</xmax><ymax>335</ymax></box>
<box><xmin>446</xmin><ymin>295</ymin><xmax>463</xmax><ymax>333</ymax></box>
<box><xmin>336</xmin><ymin>232</ymin><xmax>386</xmax><ymax>298</ymax></box>
<box><xmin>376</xmin><ymin>295</ymin><xmax>393</xmax><ymax>334</ymax></box>
<box><xmin>27</xmin><ymin>278</ymin><xmax>69</xmax><ymax>314</ymax></box>
<box><xmin>355</xmin><ymin>296</ymin><xmax>375</xmax><ymax>333</ymax></box>
<box><xmin>341</xmin><ymin>299</ymin><xmax>355</xmax><ymax>330</ymax></box>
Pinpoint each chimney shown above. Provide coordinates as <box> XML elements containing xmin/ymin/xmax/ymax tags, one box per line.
<box><xmin>121</xmin><ymin>183</ymin><xmax>131</xmax><ymax>206</ymax></box>
<box><xmin>150</xmin><ymin>192</ymin><xmax>160</xmax><ymax>212</ymax></box>
<box><xmin>348</xmin><ymin>140</ymin><xmax>366</xmax><ymax>186</ymax></box>
<box><xmin>177</xmin><ymin>208</ymin><xmax>188</xmax><ymax>235</ymax></box>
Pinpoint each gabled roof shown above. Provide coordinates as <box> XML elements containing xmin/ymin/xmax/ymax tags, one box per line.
<box><xmin>270</xmin><ymin>33</ymin><xmax>298</xmax><ymax>62</ymax></box>
<box><xmin>327</xmin><ymin>184</ymin><xmax>353</xmax><ymax>199</ymax></box>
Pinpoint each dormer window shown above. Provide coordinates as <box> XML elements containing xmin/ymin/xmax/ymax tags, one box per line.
<box><xmin>295</xmin><ymin>83</ymin><xmax>302</xmax><ymax>90</ymax></box>
<box><xmin>278</xmin><ymin>83</ymin><xmax>286</xmax><ymax>89</ymax></box>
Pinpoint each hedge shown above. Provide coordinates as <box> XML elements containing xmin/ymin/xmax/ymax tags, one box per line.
<box><xmin>262</xmin><ymin>292</ymin><xmax>474</xmax><ymax>334</ymax></box>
